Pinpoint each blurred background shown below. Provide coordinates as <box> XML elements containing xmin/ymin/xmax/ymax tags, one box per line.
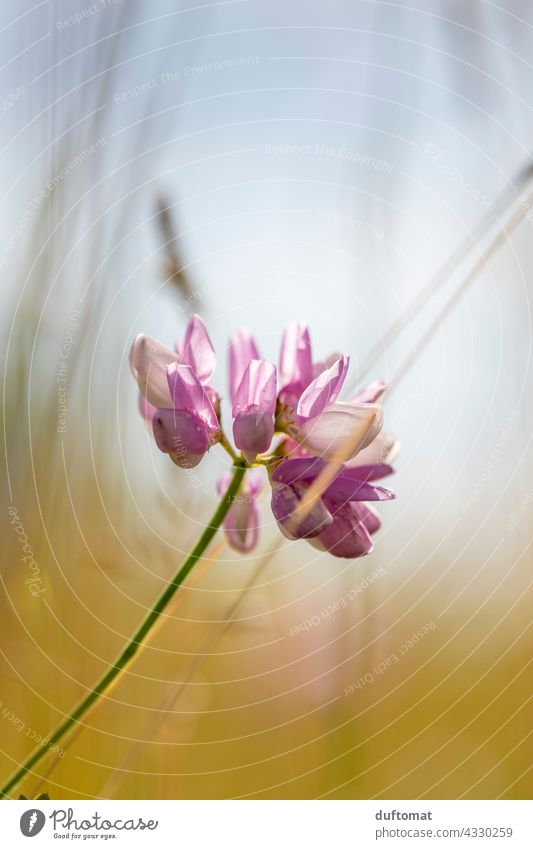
<box><xmin>0</xmin><ymin>0</ymin><xmax>531</xmax><ymax>799</ymax></box>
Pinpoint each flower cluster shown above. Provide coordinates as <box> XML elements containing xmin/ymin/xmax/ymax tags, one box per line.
<box><xmin>130</xmin><ymin>316</ymin><xmax>398</xmax><ymax>558</ymax></box>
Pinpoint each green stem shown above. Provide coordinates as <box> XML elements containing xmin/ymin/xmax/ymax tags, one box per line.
<box><xmin>0</xmin><ymin>463</ymin><xmax>247</xmax><ymax>800</ymax></box>
<box><xmin>219</xmin><ymin>433</ymin><xmax>239</xmax><ymax>463</ymax></box>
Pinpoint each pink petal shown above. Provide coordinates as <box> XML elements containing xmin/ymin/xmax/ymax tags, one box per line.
<box><xmin>296</xmin><ymin>356</ymin><xmax>349</xmax><ymax>420</ymax></box>
<box><xmin>271</xmin><ymin>456</ymin><xmax>326</xmax><ymax>485</ymax></box>
<box><xmin>341</xmin><ymin>463</ymin><xmax>394</xmax><ymax>482</ymax></box>
<box><xmin>352</xmin><ymin>379</ymin><xmax>388</xmax><ymax>404</ymax></box>
<box><xmin>138</xmin><ymin>394</ymin><xmax>156</xmax><ymax>425</ymax></box>
<box><xmin>166</xmin><ymin>363</ymin><xmax>219</xmax><ymax>431</ymax></box>
<box><xmin>129</xmin><ymin>334</ymin><xmax>176</xmax><ymax>408</ymax></box>
<box><xmin>224</xmin><ymin>499</ymin><xmax>260</xmax><ymax>553</ymax></box>
<box><xmin>279</xmin><ymin>321</ymin><xmax>313</xmax><ymax>389</ymax></box>
<box><xmin>312</xmin><ymin>352</ymin><xmax>342</xmax><ymax>378</ymax></box>
<box><xmin>217</xmin><ymin>470</ymin><xmax>263</xmax><ymax>553</ymax></box>
<box><xmin>216</xmin><ymin>471</ymin><xmax>233</xmax><ymax>496</ymax></box>
<box><xmin>311</xmin><ymin>501</ymin><xmax>374</xmax><ymax>558</ymax></box>
<box><xmin>181</xmin><ymin>314</ymin><xmax>216</xmax><ymax>384</ymax></box>
<box><xmin>233</xmin><ymin>359</ymin><xmax>277</xmax><ymax>416</ymax></box>
<box><xmin>247</xmin><ymin>468</ymin><xmax>264</xmax><ymax>495</ymax></box>
<box><xmin>152</xmin><ymin>408</ymin><xmax>211</xmax><ymax>468</ymax></box>
<box><xmin>233</xmin><ymin>408</ymin><xmax>275</xmax><ymax>463</ymax></box>
<box><xmin>298</xmin><ymin>402</ymin><xmax>383</xmax><ymax>461</ymax></box>
<box><xmin>229</xmin><ymin>329</ymin><xmax>260</xmax><ymax>405</ymax></box>
<box><xmin>325</xmin><ymin>477</ymin><xmax>395</xmax><ymax>504</ymax></box>
<box><xmin>352</xmin><ymin>502</ymin><xmax>382</xmax><ymax>535</ymax></box>
<box><xmin>271</xmin><ymin>481</ymin><xmax>333</xmax><ymax>540</ymax></box>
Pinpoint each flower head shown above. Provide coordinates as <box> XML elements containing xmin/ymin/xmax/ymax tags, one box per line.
<box><xmin>130</xmin><ymin>315</ymin><xmax>220</xmax><ymax>467</ymax></box>
<box><xmin>270</xmin><ymin>456</ymin><xmax>395</xmax><ymax>558</ymax></box>
<box><xmin>130</xmin><ymin>316</ymin><xmax>397</xmax><ymax>559</ymax></box>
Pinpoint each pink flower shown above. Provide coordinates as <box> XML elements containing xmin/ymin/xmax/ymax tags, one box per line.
<box><xmin>151</xmin><ymin>364</ymin><xmax>221</xmax><ymax>468</ymax></box>
<box><xmin>229</xmin><ymin>330</ymin><xmax>277</xmax><ymax>464</ymax></box>
<box><xmin>276</xmin><ymin>322</ymin><xmax>383</xmax><ymax>462</ymax></box>
<box><xmin>130</xmin><ymin>314</ymin><xmax>217</xmax><ymax>416</ymax></box>
<box><xmin>217</xmin><ymin>469</ymin><xmax>262</xmax><ymax>552</ymax></box>
<box><xmin>270</xmin><ymin>457</ymin><xmax>395</xmax><ymax>558</ymax></box>
<box><xmin>130</xmin><ymin>315</ymin><xmax>220</xmax><ymax>467</ymax></box>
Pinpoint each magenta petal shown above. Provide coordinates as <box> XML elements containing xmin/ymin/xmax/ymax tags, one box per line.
<box><xmin>325</xmin><ymin>473</ymin><xmax>396</xmax><ymax>504</ymax></box>
<box><xmin>166</xmin><ymin>363</ymin><xmax>219</xmax><ymax>431</ymax></box>
<box><xmin>271</xmin><ymin>457</ymin><xmax>326</xmax><ymax>486</ymax></box>
<box><xmin>279</xmin><ymin>321</ymin><xmax>313</xmax><ymax>389</ymax></box>
<box><xmin>180</xmin><ymin>314</ymin><xmax>216</xmax><ymax>385</ymax></box>
<box><xmin>296</xmin><ymin>356</ymin><xmax>349</xmax><ymax>420</ymax></box>
<box><xmin>229</xmin><ymin>329</ymin><xmax>260</xmax><ymax>405</ymax></box>
<box><xmin>352</xmin><ymin>379</ymin><xmax>388</xmax><ymax>404</ymax></box>
<box><xmin>233</xmin><ymin>407</ymin><xmax>275</xmax><ymax>460</ymax></box>
<box><xmin>341</xmin><ymin>463</ymin><xmax>395</xmax><ymax>482</ymax></box>
<box><xmin>152</xmin><ymin>408</ymin><xmax>210</xmax><ymax>468</ymax></box>
<box><xmin>271</xmin><ymin>481</ymin><xmax>332</xmax><ymax>540</ymax></box>
<box><xmin>272</xmin><ymin>458</ymin><xmax>395</xmax><ymax>505</ymax></box>
<box><xmin>352</xmin><ymin>502</ymin><xmax>382</xmax><ymax>535</ymax></box>
<box><xmin>314</xmin><ymin>502</ymin><xmax>374</xmax><ymax>558</ymax></box>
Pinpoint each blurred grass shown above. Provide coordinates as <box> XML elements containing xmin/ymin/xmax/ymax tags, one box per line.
<box><xmin>1</xmin><ymin>507</ymin><xmax>530</xmax><ymax>799</ymax></box>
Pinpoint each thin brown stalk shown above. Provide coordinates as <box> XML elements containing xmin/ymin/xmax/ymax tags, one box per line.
<box><xmin>353</xmin><ymin>161</ymin><xmax>533</xmax><ymax>387</ymax></box>
<box><xmin>387</xmin><ymin>188</ymin><xmax>533</xmax><ymax>397</ymax></box>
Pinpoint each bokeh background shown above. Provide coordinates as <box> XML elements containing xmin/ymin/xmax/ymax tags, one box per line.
<box><xmin>0</xmin><ymin>0</ymin><xmax>531</xmax><ymax>799</ymax></box>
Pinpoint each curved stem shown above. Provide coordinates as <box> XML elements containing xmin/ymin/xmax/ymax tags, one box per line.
<box><xmin>0</xmin><ymin>463</ymin><xmax>247</xmax><ymax>800</ymax></box>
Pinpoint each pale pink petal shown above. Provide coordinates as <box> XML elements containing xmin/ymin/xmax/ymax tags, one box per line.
<box><xmin>312</xmin><ymin>352</ymin><xmax>342</xmax><ymax>378</ymax></box>
<box><xmin>138</xmin><ymin>394</ymin><xmax>156</xmax><ymax>425</ymax></box>
<box><xmin>298</xmin><ymin>402</ymin><xmax>383</xmax><ymax>461</ymax></box>
<box><xmin>224</xmin><ymin>500</ymin><xmax>260</xmax><ymax>552</ymax></box>
<box><xmin>181</xmin><ymin>314</ymin><xmax>216</xmax><ymax>384</ymax></box>
<box><xmin>279</xmin><ymin>321</ymin><xmax>312</xmax><ymax>389</ymax></box>
<box><xmin>348</xmin><ymin>431</ymin><xmax>399</xmax><ymax>467</ymax></box>
<box><xmin>229</xmin><ymin>329</ymin><xmax>260</xmax><ymax>405</ymax></box>
<box><xmin>352</xmin><ymin>379</ymin><xmax>388</xmax><ymax>404</ymax></box>
<box><xmin>217</xmin><ymin>469</ymin><xmax>263</xmax><ymax>553</ymax></box>
<box><xmin>129</xmin><ymin>334</ymin><xmax>176</xmax><ymax>408</ymax></box>
<box><xmin>247</xmin><ymin>468</ymin><xmax>264</xmax><ymax>495</ymax></box>
<box><xmin>296</xmin><ymin>356</ymin><xmax>349</xmax><ymax>420</ymax></box>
